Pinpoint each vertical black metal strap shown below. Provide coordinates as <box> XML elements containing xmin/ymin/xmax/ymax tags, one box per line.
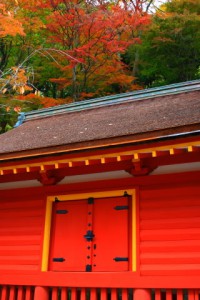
<box><xmin>86</xmin><ymin>265</ymin><xmax>92</xmax><ymax>272</ymax></box>
<box><xmin>123</xmin><ymin>191</ymin><xmax>130</xmax><ymax>197</ymax></box>
<box><xmin>88</xmin><ymin>197</ymin><xmax>94</xmax><ymax>204</ymax></box>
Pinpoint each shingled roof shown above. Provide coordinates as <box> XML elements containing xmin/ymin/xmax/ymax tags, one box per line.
<box><xmin>0</xmin><ymin>80</ymin><xmax>200</xmax><ymax>158</ymax></box>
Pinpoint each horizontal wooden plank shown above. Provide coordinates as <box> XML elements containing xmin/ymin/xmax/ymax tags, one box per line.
<box><xmin>141</xmin><ymin>264</ymin><xmax>200</xmax><ymax>271</ymax></box>
<box><xmin>0</xmin><ymin>235</ymin><xmax>41</xmax><ymax>241</ymax></box>
<box><xmin>0</xmin><ymin>200</ymin><xmax>44</xmax><ymax>210</ymax></box>
<box><xmin>140</xmin><ymin>239</ymin><xmax>200</xmax><ymax>253</ymax></box>
<box><xmin>140</xmin><ymin>217</ymin><xmax>200</xmax><ymax>230</ymax></box>
<box><xmin>141</xmin><ymin>252</ymin><xmax>200</xmax><ymax>259</ymax></box>
<box><xmin>2</xmin><ymin>270</ymin><xmax>200</xmax><ymax>288</ymax></box>
<box><xmin>0</xmin><ymin>197</ymin><xmax>44</xmax><ymax>273</ymax></box>
<box><xmin>140</xmin><ymin>185</ymin><xmax>200</xmax><ymax>276</ymax></box>
<box><xmin>0</xmin><ymin>210</ymin><xmax>44</xmax><ymax>219</ymax></box>
<box><xmin>140</xmin><ymin>186</ymin><xmax>200</xmax><ymax>201</ymax></box>
<box><xmin>140</xmin><ymin>228</ymin><xmax>200</xmax><ymax>241</ymax></box>
<box><xmin>140</xmin><ymin>245</ymin><xmax>200</xmax><ymax>253</ymax></box>
<box><xmin>0</xmin><ymin>237</ymin><xmax>42</xmax><ymax>245</ymax></box>
<box><xmin>141</xmin><ymin>228</ymin><xmax>200</xmax><ymax>236</ymax></box>
<box><xmin>0</xmin><ymin>249</ymin><xmax>40</xmax><ymax>256</ymax></box>
<box><xmin>140</xmin><ymin>206</ymin><xmax>200</xmax><ymax>220</ymax></box>
<box><xmin>140</xmin><ymin>198</ymin><xmax>200</xmax><ymax>210</ymax></box>
<box><xmin>0</xmin><ymin>245</ymin><xmax>41</xmax><ymax>250</ymax></box>
<box><xmin>140</xmin><ymin>234</ymin><xmax>200</xmax><ymax>241</ymax></box>
<box><xmin>141</xmin><ymin>236</ymin><xmax>200</xmax><ymax>247</ymax></box>
<box><xmin>0</xmin><ymin>255</ymin><xmax>40</xmax><ymax>260</ymax></box>
<box><xmin>140</xmin><ymin>269</ymin><xmax>200</xmax><ymax>276</ymax></box>
<box><xmin>141</xmin><ymin>257</ymin><xmax>200</xmax><ymax>265</ymax></box>
<box><xmin>0</xmin><ymin>264</ymin><xmax>39</xmax><ymax>271</ymax></box>
<box><xmin>0</xmin><ymin>259</ymin><xmax>40</xmax><ymax>265</ymax></box>
<box><xmin>0</xmin><ymin>240</ymin><xmax>41</xmax><ymax>246</ymax></box>
<box><xmin>0</xmin><ymin>227</ymin><xmax>42</xmax><ymax>234</ymax></box>
<box><xmin>0</xmin><ymin>217</ymin><xmax>43</xmax><ymax>228</ymax></box>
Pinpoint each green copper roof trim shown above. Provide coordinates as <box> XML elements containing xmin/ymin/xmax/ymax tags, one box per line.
<box><xmin>24</xmin><ymin>80</ymin><xmax>200</xmax><ymax>122</ymax></box>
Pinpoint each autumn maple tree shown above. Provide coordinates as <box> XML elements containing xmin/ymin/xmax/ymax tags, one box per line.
<box><xmin>1</xmin><ymin>0</ymin><xmax>199</xmax><ymax>133</ymax></box>
<box><xmin>0</xmin><ymin>0</ymin><xmax>153</xmax><ymax>104</ymax></box>
<box><xmin>0</xmin><ymin>0</ymin><xmax>25</xmax><ymax>133</ymax></box>
<box><xmin>35</xmin><ymin>0</ymin><xmax>150</xmax><ymax>100</ymax></box>
<box><xmin>0</xmin><ymin>2</ymin><xmax>24</xmax><ymax>38</ymax></box>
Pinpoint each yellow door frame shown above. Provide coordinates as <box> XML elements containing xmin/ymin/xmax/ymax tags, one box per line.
<box><xmin>42</xmin><ymin>189</ymin><xmax>136</xmax><ymax>272</ymax></box>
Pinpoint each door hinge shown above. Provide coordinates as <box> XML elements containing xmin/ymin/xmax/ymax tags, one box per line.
<box><xmin>53</xmin><ymin>257</ymin><xmax>65</xmax><ymax>262</ymax></box>
<box><xmin>56</xmin><ymin>210</ymin><xmax>68</xmax><ymax>214</ymax></box>
<box><xmin>113</xmin><ymin>257</ymin><xmax>128</xmax><ymax>262</ymax></box>
<box><xmin>114</xmin><ymin>205</ymin><xmax>128</xmax><ymax>210</ymax></box>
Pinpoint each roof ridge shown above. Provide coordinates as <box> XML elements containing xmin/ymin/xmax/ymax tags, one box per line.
<box><xmin>22</xmin><ymin>79</ymin><xmax>200</xmax><ymax>122</ymax></box>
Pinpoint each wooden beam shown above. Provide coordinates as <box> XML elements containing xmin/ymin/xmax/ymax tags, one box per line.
<box><xmin>1</xmin><ymin>271</ymin><xmax>200</xmax><ymax>289</ymax></box>
<box><xmin>0</xmin><ymin>140</ymin><xmax>199</xmax><ymax>183</ymax></box>
<box><xmin>0</xmin><ymin>160</ymin><xmax>132</xmax><ymax>184</ymax></box>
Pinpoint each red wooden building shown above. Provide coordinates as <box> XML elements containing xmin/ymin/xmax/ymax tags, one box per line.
<box><xmin>0</xmin><ymin>80</ymin><xmax>200</xmax><ymax>300</ymax></box>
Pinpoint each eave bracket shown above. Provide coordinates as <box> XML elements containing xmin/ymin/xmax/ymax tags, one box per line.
<box><xmin>126</xmin><ymin>161</ymin><xmax>156</xmax><ymax>177</ymax></box>
<box><xmin>37</xmin><ymin>170</ymin><xmax>65</xmax><ymax>186</ymax></box>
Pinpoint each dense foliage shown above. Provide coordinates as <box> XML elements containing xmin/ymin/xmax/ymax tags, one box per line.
<box><xmin>125</xmin><ymin>0</ymin><xmax>200</xmax><ymax>86</ymax></box>
<box><xmin>0</xmin><ymin>0</ymin><xmax>199</xmax><ymax>133</ymax></box>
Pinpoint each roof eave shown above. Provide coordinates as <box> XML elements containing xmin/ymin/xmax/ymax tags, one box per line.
<box><xmin>0</xmin><ymin>124</ymin><xmax>199</xmax><ymax>163</ymax></box>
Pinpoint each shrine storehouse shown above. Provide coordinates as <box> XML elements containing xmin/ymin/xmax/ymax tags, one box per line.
<box><xmin>0</xmin><ymin>80</ymin><xmax>200</xmax><ymax>300</ymax></box>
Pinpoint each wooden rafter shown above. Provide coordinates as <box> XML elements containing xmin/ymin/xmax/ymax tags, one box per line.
<box><xmin>0</xmin><ymin>141</ymin><xmax>199</xmax><ymax>181</ymax></box>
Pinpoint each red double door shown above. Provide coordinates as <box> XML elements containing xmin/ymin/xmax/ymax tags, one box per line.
<box><xmin>49</xmin><ymin>196</ymin><xmax>129</xmax><ymax>272</ymax></box>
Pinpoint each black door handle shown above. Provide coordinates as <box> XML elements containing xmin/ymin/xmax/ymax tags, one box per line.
<box><xmin>84</xmin><ymin>230</ymin><xmax>95</xmax><ymax>241</ymax></box>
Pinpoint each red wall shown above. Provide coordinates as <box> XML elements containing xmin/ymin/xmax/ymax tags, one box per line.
<box><xmin>0</xmin><ymin>172</ymin><xmax>200</xmax><ymax>289</ymax></box>
<box><xmin>139</xmin><ymin>184</ymin><xmax>200</xmax><ymax>276</ymax></box>
<box><xmin>0</xmin><ymin>192</ymin><xmax>46</xmax><ymax>272</ymax></box>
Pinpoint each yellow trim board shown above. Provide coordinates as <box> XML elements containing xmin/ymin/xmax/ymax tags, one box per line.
<box><xmin>132</xmin><ymin>193</ymin><xmax>137</xmax><ymax>273</ymax></box>
<box><xmin>42</xmin><ymin>199</ymin><xmax>53</xmax><ymax>272</ymax></box>
<box><xmin>42</xmin><ymin>189</ymin><xmax>137</xmax><ymax>272</ymax></box>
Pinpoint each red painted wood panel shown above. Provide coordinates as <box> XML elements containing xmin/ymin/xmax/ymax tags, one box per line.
<box><xmin>100</xmin><ymin>289</ymin><xmax>107</xmax><ymax>300</ymax></box>
<box><xmin>49</xmin><ymin>200</ymin><xmax>88</xmax><ymax>271</ymax></box>
<box><xmin>122</xmin><ymin>288</ymin><xmax>128</xmax><ymax>300</ymax></box>
<box><xmin>90</xmin><ymin>288</ymin><xmax>97</xmax><ymax>300</ymax></box>
<box><xmin>139</xmin><ymin>185</ymin><xmax>200</xmax><ymax>276</ymax></box>
<box><xmin>80</xmin><ymin>288</ymin><xmax>86</xmax><ymax>300</ymax></box>
<box><xmin>50</xmin><ymin>197</ymin><xmax>129</xmax><ymax>272</ymax></box>
<box><xmin>17</xmin><ymin>286</ymin><xmax>24</xmax><ymax>300</ymax></box>
<box><xmin>61</xmin><ymin>288</ymin><xmax>67</xmax><ymax>300</ymax></box>
<box><xmin>9</xmin><ymin>286</ymin><xmax>15</xmax><ymax>300</ymax></box>
<box><xmin>166</xmin><ymin>289</ymin><xmax>172</xmax><ymax>300</ymax></box>
<box><xmin>188</xmin><ymin>290</ymin><xmax>195</xmax><ymax>300</ymax></box>
<box><xmin>52</xmin><ymin>287</ymin><xmax>58</xmax><ymax>300</ymax></box>
<box><xmin>1</xmin><ymin>286</ymin><xmax>8</xmax><ymax>300</ymax></box>
<box><xmin>177</xmin><ymin>290</ymin><xmax>183</xmax><ymax>300</ymax></box>
<box><xmin>155</xmin><ymin>289</ymin><xmax>161</xmax><ymax>300</ymax></box>
<box><xmin>25</xmin><ymin>287</ymin><xmax>33</xmax><ymax>300</ymax></box>
<box><xmin>0</xmin><ymin>197</ymin><xmax>45</xmax><ymax>272</ymax></box>
<box><xmin>93</xmin><ymin>197</ymin><xmax>129</xmax><ymax>272</ymax></box>
<box><xmin>111</xmin><ymin>288</ymin><xmax>117</xmax><ymax>300</ymax></box>
<box><xmin>71</xmin><ymin>288</ymin><xmax>77</xmax><ymax>300</ymax></box>
<box><xmin>194</xmin><ymin>290</ymin><xmax>199</xmax><ymax>300</ymax></box>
